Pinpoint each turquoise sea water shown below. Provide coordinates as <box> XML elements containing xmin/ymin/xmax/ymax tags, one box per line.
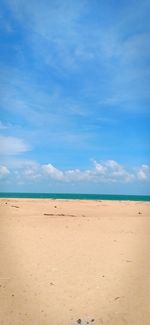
<box><xmin>0</xmin><ymin>192</ymin><xmax>150</xmax><ymax>201</ymax></box>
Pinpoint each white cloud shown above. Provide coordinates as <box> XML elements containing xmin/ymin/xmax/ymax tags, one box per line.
<box><xmin>93</xmin><ymin>160</ymin><xmax>134</xmax><ymax>183</ymax></box>
<box><xmin>137</xmin><ymin>164</ymin><xmax>150</xmax><ymax>181</ymax></box>
<box><xmin>42</xmin><ymin>164</ymin><xmax>92</xmax><ymax>183</ymax></box>
<box><xmin>42</xmin><ymin>163</ymin><xmax>64</xmax><ymax>180</ymax></box>
<box><xmin>94</xmin><ymin>161</ymin><xmax>106</xmax><ymax>175</ymax></box>
<box><xmin>0</xmin><ymin>165</ymin><xmax>10</xmax><ymax>179</ymax></box>
<box><xmin>1</xmin><ymin>159</ymin><xmax>149</xmax><ymax>185</ymax></box>
<box><xmin>24</xmin><ymin>169</ymin><xmax>41</xmax><ymax>180</ymax></box>
<box><xmin>0</xmin><ymin>136</ymin><xmax>29</xmax><ymax>155</ymax></box>
<box><xmin>12</xmin><ymin>160</ymin><xmax>41</xmax><ymax>181</ymax></box>
<box><xmin>65</xmin><ymin>169</ymin><xmax>92</xmax><ymax>182</ymax></box>
<box><xmin>41</xmin><ymin>160</ymin><xmax>135</xmax><ymax>183</ymax></box>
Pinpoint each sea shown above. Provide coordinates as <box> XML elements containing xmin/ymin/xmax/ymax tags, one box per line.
<box><xmin>0</xmin><ymin>193</ymin><xmax>150</xmax><ymax>201</ymax></box>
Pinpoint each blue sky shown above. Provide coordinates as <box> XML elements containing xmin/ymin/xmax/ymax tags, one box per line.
<box><xmin>0</xmin><ymin>0</ymin><xmax>150</xmax><ymax>194</ymax></box>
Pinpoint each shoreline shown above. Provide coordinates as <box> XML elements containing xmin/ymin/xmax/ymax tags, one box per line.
<box><xmin>1</xmin><ymin>197</ymin><xmax>150</xmax><ymax>204</ymax></box>
<box><xmin>0</xmin><ymin>195</ymin><xmax>150</xmax><ymax>202</ymax></box>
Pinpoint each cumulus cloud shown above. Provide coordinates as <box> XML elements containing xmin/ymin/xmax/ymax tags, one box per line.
<box><xmin>42</xmin><ymin>160</ymin><xmax>135</xmax><ymax>183</ymax></box>
<box><xmin>1</xmin><ymin>159</ymin><xmax>149</xmax><ymax>185</ymax></box>
<box><xmin>11</xmin><ymin>160</ymin><xmax>41</xmax><ymax>181</ymax></box>
<box><xmin>42</xmin><ymin>163</ymin><xmax>64</xmax><ymax>180</ymax></box>
<box><xmin>0</xmin><ymin>136</ymin><xmax>29</xmax><ymax>155</ymax></box>
<box><xmin>94</xmin><ymin>161</ymin><xmax>106</xmax><ymax>175</ymax></box>
<box><xmin>23</xmin><ymin>169</ymin><xmax>41</xmax><ymax>180</ymax></box>
<box><xmin>0</xmin><ymin>165</ymin><xmax>10</xmax><ymax>179</ymax></box>
<box><xmin>65</xmin><ymin>168</ymin><xmax>92</xmax><ymax>182</ymax></box>
<box><xmin>2</xmin><ymin>158</ymin><xmax>136</xmax><ymax>184</ymax></box>
<box><xmin>93</xmin><ymin>160</ymin><xmax>134</xmax><ymax>183</ymax></box>
<box><xmin>137</xmin><ymin>164</ymin><xmax>150</xmax><ymax>181</ymax></box>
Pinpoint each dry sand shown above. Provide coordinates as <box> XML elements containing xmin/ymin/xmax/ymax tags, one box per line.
<box><xmin>0</xmin><ymin>198</ymin><xmax>150</xmax><ymax>325</ymax></box>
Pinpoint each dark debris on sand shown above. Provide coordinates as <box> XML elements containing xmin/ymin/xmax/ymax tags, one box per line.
<box><xmin>76</xmin><ymin>319</ymin><xmax>95</xmax><ymax>324</ymax></box>
<box><xmin>11</xmin><ymin>205</ymin><xmax>19</xmax><ymax>208</ymax></box>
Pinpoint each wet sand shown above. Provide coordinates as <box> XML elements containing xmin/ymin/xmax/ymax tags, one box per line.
<box><xmin>0</xmin><ymin>198</ymin><xmax>150</xmax><ymax>325</ymax></box>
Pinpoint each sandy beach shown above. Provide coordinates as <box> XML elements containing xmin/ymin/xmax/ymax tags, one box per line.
<box><xmin>0</xmin><ymin>198</ymin><xmax>150</xmax><ymax>325</ymax></box>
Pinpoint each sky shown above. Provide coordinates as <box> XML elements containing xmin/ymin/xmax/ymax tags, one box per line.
<box><xmin>0</xmin><ymin>0</ymin><xmax>150</xmax><ymax>194</ymax></box>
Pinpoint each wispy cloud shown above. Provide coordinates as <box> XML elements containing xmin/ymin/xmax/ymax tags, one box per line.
<box><xmin>6</xmin><ymin>0</ymin><xmax>88</xmax><ymax>70</ymax></box>
<box><xmin>6</xmin><ymin>0</ymin><xmax>150</xmax><ymax>77</ymax></box>
<box><xmin>0</xmin><ymin>135</ymin><xmax>29</xmax><ymax>155</ymax></box>
<box><xmin>1</xmin><ymin>1</ymin><xmax>150</xmax><ymax>193</ymax></box>
<box><xmin>2</xmin><ymin>0</ymin><xmax>150</xmax><ymax>127</ymax></box>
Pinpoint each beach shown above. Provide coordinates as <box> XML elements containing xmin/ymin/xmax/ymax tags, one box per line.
<box><xmin>0</xmin><ymin>198</ymin><xmax>150</xmax><ymax>325</ymax></box>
